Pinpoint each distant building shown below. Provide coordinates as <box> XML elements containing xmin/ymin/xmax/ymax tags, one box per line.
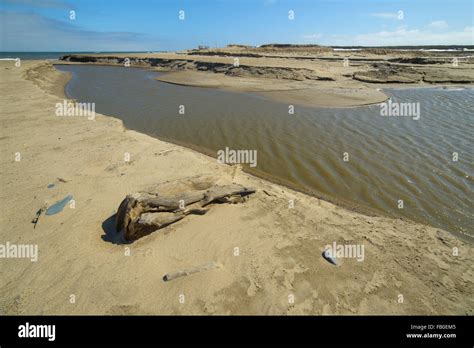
<box><xmin>198</xmin><ymin>45</ymin><xmax>210</xmax><ymax>50</ymax></box>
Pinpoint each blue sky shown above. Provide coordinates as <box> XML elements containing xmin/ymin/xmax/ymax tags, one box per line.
<box><xmin>1</xmin><ymin>0</ymin><xmax>473</xmax><ymax>51</ymax></box>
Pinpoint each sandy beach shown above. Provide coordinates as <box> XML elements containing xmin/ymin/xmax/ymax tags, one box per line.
<box><xmin>0</xmin><ymin>59</ymin><xmax>472</xmax><ymax>315</ymax></box>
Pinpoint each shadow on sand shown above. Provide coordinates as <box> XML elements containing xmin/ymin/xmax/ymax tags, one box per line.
<box><xmin>101</xmin><ymin>214</ymin><xmax>130</xmax><ymax>245</ymax></box>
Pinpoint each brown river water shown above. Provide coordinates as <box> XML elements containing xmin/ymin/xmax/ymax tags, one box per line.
<box><xmin>55</xmin><ymin>64</ymin><xmax>473</xmax><ymax>240</ymax></box>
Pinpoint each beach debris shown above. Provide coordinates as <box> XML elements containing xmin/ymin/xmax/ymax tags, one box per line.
<box><xmin>163</xmin><ymin>261</ymin><xmax>220</xmax><ymax>282</ymax></box>
<box><xmin>263</xmin><ymin>189</ymin><xmax>277</xmax><ymax>197</ymax></box>
<box><xmin>156</xmin><ymin>149</ymin><xmax>175</xmax><ymax>156</ymax></box>
<box><xmin>46</xmin><ymin>178</ymin><xmax>68</xmax><ymax>189</ymax></box>
<box><xmin>322</xmin><ymin>249</ymin><xmax>337</xmax><ymax>266</ymax></box>
<box><xmin>31</xmin><ymin>206</ymin><xmax>46</xmax><ymax>228</ymax></box>
<box><xmin>45</xmin><ymin>194</ymin><xmax>73</xmax><ymax>215</ymax></box>
<box><xmin>115</xmin><ymin>182</ymin><xmax>256</xmax><ymax>242</ymax></box>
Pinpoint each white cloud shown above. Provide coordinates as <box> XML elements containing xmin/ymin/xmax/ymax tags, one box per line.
<box><xmin>328</xmin><ymin>26</ymin><xmax>474</xmax><ymax>46</ymax></box>
<box><xmin>0</xmin><ymin>11</ymin><xmax>160</xmax><ymax>51</ymax></box>
<box><xmin>428</xmin><ymin>20</ymin><xmax>448</xmax><ymax>29</ymax></box>
<box><xmin>370</xmin><ymin>12</ymin><xmax>403</xmax><ymax>20</ymax></box>
<box><xmin>302</xmin><ymin>33</ymin><xmax>323</xmax><ymax>40</ymax></box>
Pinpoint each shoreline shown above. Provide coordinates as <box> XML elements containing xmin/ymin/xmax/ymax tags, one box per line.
<box><xmin>1</xmin><ymin>60</ymin><xmax>473</xmax><ymax>315</ymax></box>
<box><xmin>58</xmin><ymin>62</ymin><xmax>386</xmax><ymax>218</ymax></box>
<box><xmin>53</xmin><ymin>60</ymin><xmax>390</xmax><ymax>108</ymax></box>
<box><xmin>57</xmin><ymin>49</ymin><xmax>474</xmax><ymax>108</ymax></box>
<box><xmin>54</xmin><ymin>61</ymin><xmax>473</xmax><ymax>242</ymax></box>
<box><xmin>52</xmin><ymin>59</ymin><xmax>474</xmax><ymax>108</ymax></box>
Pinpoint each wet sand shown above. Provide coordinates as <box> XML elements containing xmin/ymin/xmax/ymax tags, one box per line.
<box><xmin>154</xmin><ymin>70</ymin><xmax>389</xmax><ymax>108</ymax></box>
<box><xmin>0</xmin><ymin>60</ymin><xmax>473</xmax><ymax>315</ymax></box>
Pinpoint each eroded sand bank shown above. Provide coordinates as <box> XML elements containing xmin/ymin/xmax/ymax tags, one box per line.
<box><xmin>0</xmin><ymin>61</ymin><xmax>472</xmax><ymax>315</ymax></box>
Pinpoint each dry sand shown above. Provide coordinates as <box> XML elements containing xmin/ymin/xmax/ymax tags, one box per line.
<box><xmin>0</xmin><ymin>60</ymin><xmax>473</xmax><ymax>315</ymax></box>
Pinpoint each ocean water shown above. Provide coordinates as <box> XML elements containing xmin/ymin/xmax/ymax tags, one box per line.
<box><xmin>55</xmin><ymin>64</ymin><xmax>474</xmax><ymax>240</ymax></box>
<box><xmin>0</xmin><ymin>52</ymin><xmax>79</xmax><ymax>60</ymax></box>
<box><xmin>0</xmin><ymin>52</ymin><xmax>150</xmax><ymax>60</ymax></box>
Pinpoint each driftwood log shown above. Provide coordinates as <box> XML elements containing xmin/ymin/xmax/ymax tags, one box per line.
<box><xmin>163</xmin><ymin>261</ymin><xmax>220</xmax><ymax>282</ymax></box>
<box><xmin>115</xmin><ymin>183</ymin><xmax>256</xmax><ymax>242</ymax></box>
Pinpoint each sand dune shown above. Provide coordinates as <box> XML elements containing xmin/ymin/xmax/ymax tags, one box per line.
<box><xmin>0</xmin><ymin>61</ymin><xmax>472</xmax><ymax>315</ymax></box>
